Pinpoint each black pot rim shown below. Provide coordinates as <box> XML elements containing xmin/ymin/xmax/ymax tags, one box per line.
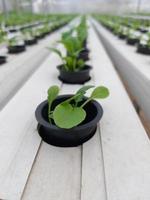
<box><xmin>8</xmin><ymin>44</ymin><xmax>25</xmax><ymax>48</ymax></box>
<box><xmin>57</xmin><ymin>64</ymin><xmax>92</xmax><ymax>73</ymax></box>
<box><xmin>35</xmin><ymin>95</ymin><xmax>103</xmax><ymax>131</ymax></box>
<box><xmin>0</xmin><ymin>55</ymin><xmax>7</xmax><ymax>59</ymax></box>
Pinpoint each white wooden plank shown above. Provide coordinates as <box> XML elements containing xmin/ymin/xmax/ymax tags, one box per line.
<box><xmin>22</xmin><ymin>141</ymin><xmax>81</xmax><ymax>200</ymax></box>
<box><xmin>89</xmin><ymin>23</ymin><xmax>150</xmax><ymax>200</ymax></box>
<box><xmin>92</xmin><ymin>18</ymin><xmax>150</xmax><ymax>123</ymax></box>
<box><xmin>81</xmin><ymin>129</ymin><xmax>107</xmax><ymax>200</ymax></box>
<box><xmin>79</xmin><ymin>38</ymin><xmax>107</xmax><ymax>200</ymax></box>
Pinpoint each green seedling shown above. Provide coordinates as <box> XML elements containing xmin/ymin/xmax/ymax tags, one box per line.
<box><xmin>47</xmin><ymin>85</ymin><xmax>109</xmax><ymax>129</ymax></box>
<box><xmin>49</xmin><ymin>17</ymin><xmax>88</xmax><ymax>72</ymax></box>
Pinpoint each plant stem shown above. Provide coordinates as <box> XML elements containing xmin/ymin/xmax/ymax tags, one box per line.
<box><xmin>63</xmin><ymin>93</ymin><xmax>80</xmax><ymax>104</ymax></box>
<box><xmin>80</xmin><ymin>98</ymin><xmax>92</xmax><ymax>108</ymax></box>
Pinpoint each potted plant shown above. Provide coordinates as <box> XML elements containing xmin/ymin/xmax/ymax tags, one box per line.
<box><xmin>35</xmin><ymin>85</ymin><xmax>109</xmax><ymax>147</ymax></box>
<box><xmin>22</xmin><ymin>29</ymin><xmax>37</xmax><ymax>45</ymax></box>
<box><xmin>7</xmin><ymin>34</ymin><xmax>26</xmax><ymax>53</ymax></box>
<box><xmin>137</xmin><ymin>33</ymin><xmax>150</xmax><ymax>55</ymax></box>
<box><xmin>50</xmin><ymin>40</ymin><xmax>91</xmax><ymax>84</ymax></box>
<box><xmin>126</xmin><ymin>29</ymin><xmax>141</xmax><ymax>45</ymax></box>
<box><xmin>50</xmin><ymin>20</ymin><xmax>91</xmax><ymax>84</ymax></box>
<box><xmin>76</xmin><ymin>16</ymin><xmax>89</xmax><ymax>61</ymax></box>
<box><xmin>118</xmin><ymin>26</ymin><xmax>128</xmax><ymax>39</ymax></box>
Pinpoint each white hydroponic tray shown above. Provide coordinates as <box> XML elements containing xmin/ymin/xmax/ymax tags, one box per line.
<box><xmin>0</xmin><ymin>21</ymin><xmax>150</xmax><ymax>200</ymax></box>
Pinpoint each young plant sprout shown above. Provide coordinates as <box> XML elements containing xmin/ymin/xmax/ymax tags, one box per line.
<box><xmin>49</xmin><ymin>17</ymin><xmax>88</xmax><ymax>72</ymax></box>
<box><xmin>47</xmin><ymin>85</ymin><xmax>109</xmax><ymax>129</ymax></box>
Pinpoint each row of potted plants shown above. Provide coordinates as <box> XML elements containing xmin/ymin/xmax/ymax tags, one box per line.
<box><xmin>35</xmin><ymin>16</ymin><xmax>110</xmax><ymax>147</ymax></box>
<box><xmin>0</xmin><ymin>15</ymin><xmax>73</xmax><ymax>64</ymax></box>
<box><xmin>0</xmin><ymin>11</ymin><xmax>74</xmax><ymax>27</ymax></box>
<box><xmin>94</xmin><ymin>15</ymin><xmax>150</xmax><ymax>55</ymax></box>
<box><xmin>7</xmin><ymin>18</ymin><xmax>70</xmax><ymax>54</ymax></box>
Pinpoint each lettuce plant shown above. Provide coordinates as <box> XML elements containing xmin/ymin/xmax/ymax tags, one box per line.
<box><xmin>47</xmin><ymin>85</ymin><xmax>109</xmax><ymax>129</ymax></box>
<box><xmin>22</xmin><ymin>29</ymin><xmax>35</xmax><ymax>40</ymax></box>
<box><xmin>76</xmin><ymin>16</ymin><xmax>88</xmax><ymax>46</ymax></box>
<box><xmin>50</xmin><ymin>34</ymin><xmax>85</xmax><ymax>71</ymax></box>
<box><xmin>49</xmin><ymin>17</ymin><xmax>88</xmax><ymax>72</ymax></box>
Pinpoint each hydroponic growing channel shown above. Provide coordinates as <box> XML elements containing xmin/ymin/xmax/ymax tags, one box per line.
<box><xmin>0</xmin><ymin>1</ymin><xmax>150</xmax><ymax>199</ymax></box>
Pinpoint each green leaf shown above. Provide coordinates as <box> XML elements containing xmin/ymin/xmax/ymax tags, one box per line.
<box><xmin>75</xmin><ymin>85</ymin><xmax>94</xmax><ymax>104</ymax></box>
<box><xmin>90</xmin><ymin>86</ymin><xmax>109</xmax><ymax>99</ymax></box>
<box><xmin>77</xmin><ymin>59</ymin><xmax>85</xmax><ymax>69</ymax></box>
<box><xmin>53</xmin><ymin>102</ymin><xmax>86</xmax><ymax>129</ymax></box>
<box><xmin>47</xmin><ymin>85</ymin><xmax>60</xmax><ymax>122</ymax></box>
<box><xmin>48</xmin><ymin>47</ymin><xmax>62</xmax><ymax>58</ymax></box>
<box><xmin>76</xmin><ymin>85</ymin><xmax>94</xmax><ymax>95</ymax></box>
<box><xmin>47</xmin><ymin>85</ymin><xmax>60</xmax><ymax>103</ymax></box>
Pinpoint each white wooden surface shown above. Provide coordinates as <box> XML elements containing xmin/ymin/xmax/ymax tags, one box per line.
<box><xmin>0</xmin><ymin>21</ymin><xmax>150</xmax><ymax>200</ymax></box>
<box><xmin>89</xmin><ymin>22</ymin><xmax>150</xmax><ymax>200</ymax></box>
<box><xmin>92</xmin><ymin>18</ymin><xmax>150</xmax><ymax>123</ymax></box>
<box><xmin>0</xmin><ymin>18</ymin><xmax>78</xmax><ymax>110</ymax></box>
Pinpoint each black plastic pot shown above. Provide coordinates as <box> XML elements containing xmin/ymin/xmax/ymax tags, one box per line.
<box><xmin>127</xmin><ymin>38</ymin><xmax>139</xmax><ymax>45</ymax></box>
<box><xmin>138</xmin><ymin>28</ymin><xmax>148</xmax><ymax>33</ymax></box>
<box><xmin>35</xmin><ymin>33</ymin><xmax>46</xmax><ymax>40</ymax></box>
<box><xmin>0</xmin><ymin>56</ymin><xmax>7</xmax><ymax>65</ymax></box>
<box><xmin>78</xmin><ymin>49</ymin><xmax>89</xmax><ymax>61</ymax></box>
<box><xmin>137</xmin><ymin>44</ymin><xmax>150</xmax><ymax>55</ymax></box>
<box><xmin>57</xmin><ymin>65</ymin><xmax>92</xmax><ymax>84</ymax></box>
<box><xmin>83</xmin><ymin>39</ymin><xmax>87</xmax><ymax>49</ymax></box>
<box><xmin>8</xmin><ymin>45</ymin><xmax>26</xmax><ymax>54</ymax></box>
<box><xmin>118</xmin><ymin>34</ymin><xmax>127</xmax><ymax>40</ymax></box>
<box><xmin>35</xmin><ymin>95</ymin><xmax>103</xmax><ymax>147</ymax></box>
<box><xmin>25</xmin><ymin>38</ymin><xmax>37</xmax><ymax>45</ymax></box>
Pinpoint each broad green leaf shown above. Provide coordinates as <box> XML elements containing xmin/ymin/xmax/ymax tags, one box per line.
<box><xmin>90</xmin><ymin>86</ymin><xmax>109</xmax><ymax>99</ymax></box>
<box><xmin>48</xmin><ymin>47</ymin><xmax>62</xmax><ymax>58</ymax></box>
<box><xmin>47</xmin><ymin>85</ymin><xmax>60</xmax><ymax>104</ymax></box>
<box><xmin>53</xmin><ymin>102</ymin><xmax>86</xmax><ymax>129</ymax></box>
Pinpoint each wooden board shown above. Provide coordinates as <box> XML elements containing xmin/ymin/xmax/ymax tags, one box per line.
<box><xmin>89</xmin><ymin>21</ymin><xmax>150</xmax><ymax>200</ymax></box>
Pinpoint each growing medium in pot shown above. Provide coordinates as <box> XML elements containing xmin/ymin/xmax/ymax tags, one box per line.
<box><xmin>35</xmin><ymin>85</ymin><xmax>109</xmax><ymax>147</ymax></box>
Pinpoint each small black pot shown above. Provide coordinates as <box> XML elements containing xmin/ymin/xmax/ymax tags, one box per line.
<box><xmin>137</xmin><ymin>44</ymin><xmax>150</xmax><ymax>55</ymax></box>
<box><xmin>83</xmin><ymin>39</ymin><xmax>87</xmax><ymax>49</ymax></box>
<box><xmin>78</xmin><ymin>49</ymin><xmax>89</xmax><ymax>61</ymax></box>
<box><xmin>25</xmin><ymin>38</ymin><xmax>37</xmax><ymax>45</ymax></box>
<box><xmin>57</xmin><ymin>65</ymin><xmax>92</xmax><ymax>84</ymax></box>
<box><xmin>138</xmin><ymin>28</ymin><xmax>148</xmax><ymax>33</ymax></box>
<box><xmin>127</xmin><ymin>38</ymin><xmax>139</xmax><ymax>45</ymax></box>
<box><xmin>0</xmin><ymin>56</ymin><xmax>7</xmax><ymax>65</ymax></box>
<box><xmin>35</xmin><ymin>33</ymin><xmax>46</xmax><ymax>40</ymax></box>
<box><xmin>118</xmin><ymin>34</ymin><xmax>127</xmax><ymax>40</ymax></box>
<box><xmin>35</xmin><ymin>95</ymin><xmax>103</xmax><ymax>147</ymax></box>
<box><xmin>8</xmin><ymin>45</ymin><xmax>26</xmax><ymax>54</ymax></box>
